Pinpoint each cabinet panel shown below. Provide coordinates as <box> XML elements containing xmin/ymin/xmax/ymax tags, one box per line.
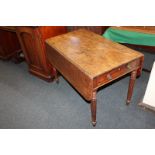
<box><xmin>68</xmin><ymin>26</ymin><xmax>109</xmax><ymax>35</ymax></box>
<box><xmin>16</xmin><ymin>26</ymin><xmax>67</xmax><ymax>81</ymax></box>
<box><xmin>0</xmin><ymin>28</ymin><xmax>21</xmax><ymax>60</ymax></box>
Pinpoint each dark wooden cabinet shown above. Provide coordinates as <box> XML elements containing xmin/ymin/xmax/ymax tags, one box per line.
<box><xmin>16</xmin><ymin>26</ymin><xmax>67</xmax><ymax>81</ymax></box>
<box><xmin>67</xmin><ymin>26</ymin><xmax>109</xmax><ymax>35</ymax></box>
<box><xmin>0</xmin><ymin>26</ymin><xmax>109</xmax><ymax>81</ymax></box>
<box><xmin>0</xmin><ymin>27</ymin><xmax>21</xmax><ymax>60</ymax></box>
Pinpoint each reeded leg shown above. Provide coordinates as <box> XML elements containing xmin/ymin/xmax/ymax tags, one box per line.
<box><xmin>54</xmin><ymin>68</ymin><xmax>59</xmax><ymax>84</ymax></box>
<box><xmin>91</xmin><ymin>91</ymin><xmax>97</xmax><ymax>126</ymax></box>
<box><xmin>126</xmin><ymin>70</ymin><xmax>137</xmax><ymax>105</ymax></box>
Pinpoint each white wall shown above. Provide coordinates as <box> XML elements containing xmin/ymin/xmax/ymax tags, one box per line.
<box><xmin>143</xmin><ymin>61</ymin><xmax>155</xmax><ymax>107</ymax></box>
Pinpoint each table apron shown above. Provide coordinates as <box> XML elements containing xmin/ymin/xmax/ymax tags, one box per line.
<box><xmin>46</xmin><ymin>44</ymin><xmax>93</xmax><ymax>101</ymax></box>
<box><xmin>93</xmin><ymin>58</ymin><xmax>141</xmax><ymax>89</ymax></box>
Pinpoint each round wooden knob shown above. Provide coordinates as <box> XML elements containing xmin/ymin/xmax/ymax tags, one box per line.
<box><xmin>107</xmin><ymin>74</ymin><xmax>112</xmax><ymax>80</ymax></box>
<box><xmin>127</xmin><ymin>64</ymin><xmax>132</xmax><ymax>70</ymax></box>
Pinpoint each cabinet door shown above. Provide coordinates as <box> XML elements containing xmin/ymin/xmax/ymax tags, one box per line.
<box><xmin>16</xmin><ymin>27</ymin><xmax>40</xmax><ymax>67</ymax></box>
<box><xmin>0</xmin><ymin>29</ymin><xmax>21</xmax><ymax>59</ymax></box>
<box><xmin>16</xmin><ymin>26</ymin><xmax>51</xmax><ymax>79</ymax></box>
<box><xmin>16</xmin><ymin>26</ymin><xmax>67</xmax><ymax>81</ymax></box>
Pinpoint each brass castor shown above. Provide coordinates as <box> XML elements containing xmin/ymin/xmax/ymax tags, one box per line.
<box><xmin>56</xmin><ymin>79</ymin><xmax>59</xmax><ymax>84</ymax></box>
<box><xmin>92</xmin><ymin>121</ymin><xmax>97</xmax><ymax>127</ymax></box>
<box><xmin>126</xmin><ymin>100</ymin><xmax>131</xmax><ymax>105</ymax></box>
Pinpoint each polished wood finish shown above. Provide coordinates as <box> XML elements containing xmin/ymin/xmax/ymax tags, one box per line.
<box><xmin>112</xmin><ymin>26</ymin><xmax>155</xmax><ymax>53</ymax></box>
<box><xmin>16</xmin><ymin>26</ymin><xmax>67</xmax><ymax>81</ymax></box>
<box><xmin>126</xmin><ymin>70</ymin><xmax>137</xmax><ymax>105</ymax></box>
<box><xmin>91</xmin><ymin>91</ymin><xmax>97</xmax><ymax>126</ymax></box>
<box><xmin>0</xmin><ymin>26</ymin><xmax>16</xmax><ymax>32</ymax></box>
<box><xmin>68</xmin><ymin>26</ymin><xmax>109</xmax><ymax>35</ymax></box>
<box><xmin>47</xmin><ymin>43</ymin><xmax>93</xmax><ymax>99</ymax></box>
<box><xmin>124</xmin><ymin>43</ymin><xmax>155</xmax><ymax>54</ymax></box>
<box><xmin>46</xmin><ymin>29</ymin><xmax>144</xmax><ymax>126</ymax></box>
<box><xmin>112</xmin><ymin>26</ymin><xmax>155</xmax><ymax>34</ymax></box>
<box><xmin>46</xmin><ymin>29</ymin><xmax>143</xmax><ymax>79</ymax></box>
<box><xmin>0</xmin><ymin>26</ymin><xmax>21</xmax><ymax>60</ymax></box>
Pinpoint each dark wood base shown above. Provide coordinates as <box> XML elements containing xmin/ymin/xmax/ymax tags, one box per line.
<box><xmin>16</xmin><ymin>26</ymin><xmax>67</xmax><ymax>82</ymax></box>
<box><xmin>29</xmin><ymin>69</ymin><xmax>54</xmax><ymax>82</ymax></box>
<box><xmin>0</xmin><ymin>49</ymin><xmax>24</xmax><ymax>64</ymax></box>
<box><xmin>0</xmin><ymin>27</ymin><xmax>21</xmax><ymax>61</ymax></box>
<box><xmin>0</xmin><ymin>53</ymin><xmax>15</xmax><ymax>60</ymax></box>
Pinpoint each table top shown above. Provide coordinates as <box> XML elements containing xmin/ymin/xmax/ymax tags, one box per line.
<box><xmin>46</xmin><ymin>29</ymin><xmax>143</xmax><ymax>78</ymax></box>
<box><xmin>111</xmin><ymin>26</ymin><xmax>155</xmax><ymax>35</ymax></box>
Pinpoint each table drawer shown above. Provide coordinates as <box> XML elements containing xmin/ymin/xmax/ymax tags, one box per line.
<box><xmin>94</xmin><ymin>59</ymin><xmax>140</xmax><ymax>89</ymax></box>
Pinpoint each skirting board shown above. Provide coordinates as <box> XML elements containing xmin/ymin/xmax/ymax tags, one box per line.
<box><xmin>138</xmin><ymin>61</ymin><xmax>155</xmax><ymax>112</ymax></box>
<box><xmin>139</xmin><ymin>102</ymin><xmax>155</xmax><ymax>114</ymax></box>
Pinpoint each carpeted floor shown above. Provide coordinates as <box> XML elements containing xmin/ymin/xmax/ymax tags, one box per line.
<box><xmin>0</xmin><ymin>50</ymin><xmax>155</xmax><ymax>129</ymax></box>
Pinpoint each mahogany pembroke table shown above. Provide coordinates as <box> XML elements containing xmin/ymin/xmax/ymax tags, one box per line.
<box><xmin>46</xmin><ymin>29</ymin><xmax>144</xmax><ymax>126</ymax></box>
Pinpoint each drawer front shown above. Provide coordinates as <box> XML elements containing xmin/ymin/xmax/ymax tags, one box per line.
<box><xmin>94</xmin><ymin>59</ymin><xmax>140</xmax><ymax>89</ymax></box>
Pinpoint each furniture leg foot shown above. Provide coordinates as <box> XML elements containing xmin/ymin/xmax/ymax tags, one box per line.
<box><xmin>92</xmin><ymin>121</ymin><xmax>97</xmax><ymax>127</ymax></box>
<box><xmin>126</xmin><ymin>70</ymin><xmax>137</xmax><ymax>105</ymax></box>
<box><xmin>91</xmin><ymin>91</ymin><xmax>97</xmax><ymax>127</ymax></box>
<box><xmin>56</xmin><ymin>78</ymin><xmax>59</xmax><ymax>84</ymax></box>
<box><xmin>12</xmin><ymin>49</ymin><xmax>24</xmax><ymax>64</ymax></box>
<box><xmin>126</xmin><ymin>100</ymin><xmax>131</xmax><ymax>105</ymax></box>
<box><xmin>54</xmin><ymin>68</ymin><xmax>59</xmax><ymax>84</ymax></box>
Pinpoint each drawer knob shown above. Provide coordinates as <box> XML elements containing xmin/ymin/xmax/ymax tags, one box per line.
<box><xmin>107</xmin><ymin>74</ymin><xmax>112</xmax><ymax>80</ymax></box>
<box><xmin>127</xmin><ymin>64</ymin><xmax>132</xmax><ymax>70</ymax></box>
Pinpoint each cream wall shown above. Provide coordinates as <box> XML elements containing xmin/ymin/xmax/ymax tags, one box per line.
<box><xmin>143</xmin><ymin>61</ymin><xmax>155</xmax><ymax>107</ymax></box>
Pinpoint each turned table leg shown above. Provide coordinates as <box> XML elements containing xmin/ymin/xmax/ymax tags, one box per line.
<box><xmin>91</xmin><ymin>91</ymin><xmax>97</xmax><ymax>126</ymax></box>
<box><xmin>53</xmin><ymin>68</ymin><xmax>59</xmax><ymax>84</ymax></box>
<box><xmin>126</xmin><ymin>70</ymin><xmax>137</xmax><ymax>105</ymax></box>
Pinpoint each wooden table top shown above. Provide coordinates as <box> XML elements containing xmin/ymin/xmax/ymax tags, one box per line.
<box><xmin>111</xmin><ymin>26</ymin><xmax>155</xmax><ymax>35</ymax></box>
<box><xmin>46</xmin><ymin>29</ymin><xmax>143</xmax><ymax>78</ymax></box>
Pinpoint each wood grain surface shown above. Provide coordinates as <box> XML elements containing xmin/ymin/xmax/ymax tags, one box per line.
<box><xmin>46</xmin><ymin>29</ymin><xmax>143</xmax><ymax>78</ymax></box>
<box><xmin>46</xmin><ymin>29</ymin><xmax>144</xmax><ymax>126</ymax></box>
<box><xmin>111</xmin><ymin>26</ymin><xmax>155</xmax><ymax>34</ymax></box>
